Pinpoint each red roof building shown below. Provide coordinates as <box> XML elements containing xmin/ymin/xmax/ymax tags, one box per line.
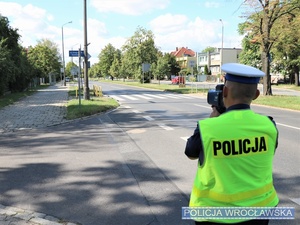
<box><xmin>170</xmin><ymin>47</ymin><xmax>196</xmax><ymax>58</ymax></box>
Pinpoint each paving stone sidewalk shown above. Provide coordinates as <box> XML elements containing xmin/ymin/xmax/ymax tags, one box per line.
<box><xmin>0</xmin><ymin>83</ymin><xmax>79</xmax><ymax>224</ymax></box>
<box><xmin>0</xmin><ymin>204</ymin><xmax>78</xmax><ymax>225</ymax></box>
<box><xmin>0</xmin><ymin>84</ymin><xmax>69</xmax><ymax>134</ymax></box>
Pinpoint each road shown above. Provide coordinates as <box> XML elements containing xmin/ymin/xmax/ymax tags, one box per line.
<box><xmin>96</xmin><ymin>81</ymin><xmax>300</xmax><ymax>224</ymax></box>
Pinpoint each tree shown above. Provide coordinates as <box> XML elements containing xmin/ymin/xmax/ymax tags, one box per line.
<box><xmin>271</xmin><ymin>10</ymin><xmax>300</xmax><ymax>85</ymax></box>
<box><xmin>109</xmin><ymin>50</ymin><xmax>122</xmax><ymax>79</ymax></box>
<box><xmin>121</xmin><ymin>26</ymin><xmax>159</xmax><ymax>82</ymax></box>
<box><xmin>164</xmin><ymin>53</ymin><xmax>180</xmax><ymax>79</ymax></box>
<box><xmin>89</xmin><ymin>63</ymin><xmax>101</xmax><ymax>78</ymax></box>
<box><xmin>151</xmin><ymin>54</ymin><xmax>170</xmax><ymax>84</ymax></box>
<box><xmin>238</xmin><ymin>22</ymin><xmax>261</xmax><ymax>67</ymax></box>
<box><xmin>0</xmin><ymin>39</ymin><xmax>15</xmax><ymax>95</ymax></box>
<box><xmin>202</xmin><ymin>46</ymin><xmax>216</xmax><ymax>53</ymax></box>
<box><xmin>27</xmin><ymin>39</ymin><xmax>61</xmax><ymax>81</ymax></box>
<box><xmin>242</xmin><ymin>0</ymin><xmax>300</xmax><ymax>94</ymax></box>
<box><xmin>65</xmin><ymin>61</ymin><xmax>78</xmax><ymax>79</ymax></box>
<box><xmin>0</xmin><ymin>15</ymin><xmax>35</xmax><ymax>94</ymax></box>
<box><xmin>204</xmin><ymin>65</ymin><xmax>211</xmax><ymax>75</ymax></box>
<box><xmin>98</xmin><ymin>43</ymin><xmax>118</xmax><ymax>77</ymax></box>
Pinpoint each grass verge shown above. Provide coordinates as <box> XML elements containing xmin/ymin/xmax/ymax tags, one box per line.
<box><xmin>66</xmin><ymin>87</ymin><xmax>119</xmax><ymax>120</ymax></box>
<box><xmin>99</xmin><ymin>79</ymin><xmax>209</xmax><ymax>94</ymax></box>
<box><xmin>0</xmin><ymin>84</ymin><xmax>49</xmax><ymax>109</ymax></box>
<box><xmin>253</xmin><ymin>95</ymin><xmax>300</xmax><ymax>111</ymax></box>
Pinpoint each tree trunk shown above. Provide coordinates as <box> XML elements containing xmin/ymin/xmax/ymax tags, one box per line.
<box><xmin>294</xmin><ymin>65</ymin><xmax>299</xmax><ymax>86</ymax></box>
<box><xmin>261</xmin><ymin>51</ymin><xmax>272</xmax><ymax>95</ymax></box>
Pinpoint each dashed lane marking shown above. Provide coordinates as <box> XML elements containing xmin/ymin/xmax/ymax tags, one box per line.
<box><xmin>143</xmin><ymin>116</ymin><xmax>155</xmax><ymax>121</ymax></box>
<box><xmin>276</xmin><ymin>123</ymin><xmax>300</xmax><ymax>131</ymax></box>
<box><xmin>194</xmin><ymin>104</ymin><xmax>212</xmax><ymax>109</ymax></box>
<box><xmin>157</xmin><ymin>123</ymin><xmax>174</xmax><ymax>131</ymax></box>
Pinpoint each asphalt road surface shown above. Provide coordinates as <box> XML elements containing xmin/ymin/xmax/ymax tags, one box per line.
<box><xmin>97</xmin><ymin>81</ymin><xmax>300</xmax><ymax>225</ymax></box>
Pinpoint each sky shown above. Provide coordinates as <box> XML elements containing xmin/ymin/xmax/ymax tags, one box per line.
<box><xmin>0</xmin><ymin>0</ymin><xmax>248</xmax><ymax>65</ymax></box>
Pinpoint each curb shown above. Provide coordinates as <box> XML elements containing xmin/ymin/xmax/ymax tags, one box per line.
<box><xmin>0</xmin><ymin>204</ymin><xmax>80</xmax><ymax>225</ymax></box>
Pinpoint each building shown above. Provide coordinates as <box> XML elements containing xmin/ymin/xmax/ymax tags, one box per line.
<box><xmin>171</xmin><ymin>47</ymin><xmax>197</xmax><ymax>74</ymax></box>
<box><xmin>196</xmin><ymin>48</ymin><xmax>242</xmax><ymax>76</ymax></box>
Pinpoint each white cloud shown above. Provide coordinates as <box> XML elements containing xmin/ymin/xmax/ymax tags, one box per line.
<box><xmin>90</xmin><ymin>0</ymin><xmax>170</xmax><ymax>15</ymax></box>
<box><xmin>149</xmin><ymin>13</ymin><xmax>189</xmax><ymax>34</ymax></box>
<box><xmin>204</xmin><ymin>1</ymin><xmax>220</xmax><ymax>8</ymax></box>
<box><xmin>0</xmin><ymin>2</ymin><xmax>55</xmax><ymax>47</ymax></box>
<box><xmin>149</xmin><ymin>14</ymin><xmax>221</xmax><ymax>52</ymax></box>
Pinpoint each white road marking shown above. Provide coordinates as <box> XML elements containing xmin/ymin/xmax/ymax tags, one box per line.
<box><xmin>163</xmin><ymin>94</ymin><xmax>178</xmax><ymax>99</ymax></box>
<box><xmin>181</xmin><ymin>137</ymin><xmax>189</xmax><ymax>141</ymax></box>
<box><xmin>143</xmin><ymin>116</ymin><xmax>155</xmax><ymax>121</ymax></box>
<box><xmin>132</xmin><ymin>94</ymin><xmax>152</xmax><ymax>99</ymax></box>
<box><xmin>110</xmin><ymin>95</ymin><xmax>124</xmax><ymax>101</ymax></box>
<box><xmin>143</xmin><ymin>94</ymin><xmax>166</xmax><ymax>99</ymax></box>
<box><xmin>157</xmin><ymin>123</ymin><xmax>174</xmax><ymax>131</ymax></box>
<box><xmin>120</xmin><ymin>95</ymin><xmax>138</xmax><ymax>100</ymax></box>
<box><xmin>290</xmin><ymin>198</ymin><xmax>300</xmax><ymax>206</ymax></box>
<box><xmin>276</xmin><ymin>123</ymin><xmax>300</xmax><ymax>131</ymax></box>
<box><xmin>123</xmin><ymin>105</ymin><xmax>131</xmax><ymax>109</ymax></box>
<box><xmin>132</xmin><ymin>110</ymin><xmax>141</xmax><ymax>113</ymax></box>
<box><xmin>194</xmin><ymin>104</ymin><xmax>212</xmax><ymax>109</ymax></box>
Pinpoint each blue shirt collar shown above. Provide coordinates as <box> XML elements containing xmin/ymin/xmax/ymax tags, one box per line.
<box><xmin>226</xmin><ymin>104</ymin><xmax>250</xmax><ymax>112</ymax></box>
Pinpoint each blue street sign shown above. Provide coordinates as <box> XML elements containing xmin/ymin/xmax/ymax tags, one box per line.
<box><xmin>69</xmin><ymin>50</ymin><xmax>85</xmax><ymax>57</ymax></box>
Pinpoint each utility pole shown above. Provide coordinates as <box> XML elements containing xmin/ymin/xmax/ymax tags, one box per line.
<box><xmin>83</xmin><ymin>0</ymin><xmax>90</xmax><ymax>100</ymax></box>
<box><xmin>219</xmin><ymin>19</ymin><xmax>224</xmax><ymax>69</ymax></box>
<box><xmin>61</xmin><ymin>21</ymin><xmax>72</xmax><ymax>86</ymax></box>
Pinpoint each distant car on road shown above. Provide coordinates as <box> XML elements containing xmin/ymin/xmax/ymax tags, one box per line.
<box><xmin>171</xmin><ymin>76</ymin><xmax>185</xmax><ymax>84</ymax></box>
<box><xmin>65</xmin><ymin>77</ymin><xmax>70</xmax><ymax>82</ymax></box>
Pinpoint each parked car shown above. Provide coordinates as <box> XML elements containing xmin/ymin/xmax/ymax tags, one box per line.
<box><xmin>171</xmin><ymin>76</ymin><xmax>185</xmax><ymax>84</ymax></box>
<box><xmin>65</xmin><ymin>77</ymin><xmax>70</xmax><ymax>82</ymax></box>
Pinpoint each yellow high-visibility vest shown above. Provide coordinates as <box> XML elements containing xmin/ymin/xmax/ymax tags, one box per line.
<box><xmin>189</xmin><ymin>109</ymin><xmax>279</xmax><ymax>223</ymax></box>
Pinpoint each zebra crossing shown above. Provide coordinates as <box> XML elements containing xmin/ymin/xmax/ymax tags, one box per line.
<box><xmin>108</xmin><ymin>93</ymin><xmax>199</xmax><ymax>102</ymax></box>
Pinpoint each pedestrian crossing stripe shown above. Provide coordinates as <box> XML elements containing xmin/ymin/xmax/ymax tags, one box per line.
<box><xmin>109</xmin><ymin>93</ymin><xmax>199</xmax><ymax>101</ymax></box>
<box><xmin>121</xmin><ymin>95</ymin><xmax>138</xmax><ymax>100</ymax></box>
<box><xmin>143</xmin><ymin>94</ymin><xmax>165</xmax><ymax>99</ymax></box>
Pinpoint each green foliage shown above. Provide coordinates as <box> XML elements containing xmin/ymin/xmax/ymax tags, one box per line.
<box><xmin>237</xmin><ymin>22</ymin><xmax>261</xmax><ymax>68</ymax></box>
<box><xmin>152</xmin><ymin>54</ymin><xmax>169</xmax><ymax>81</ymax></box>
<box><xmin>164</xmin><ymin>53</ymin><xmax>180</xmax><ymax>79</ymax></box>
<box><xmin>240</xmin><ymin>0</ymin><xmax>300</xmax><ymax>93</ymax></box>
<box><xmin>98</xmin><ymin>43</ymin><xmax>118</xmax><ymax>77</ymax></box>
<box><xmin>204</xmin><ymin>65</ymin><xmax>210</xmax><ymax>75</ymax></box>
<box><xmin>109</xmin><ymin>49</ymin><xmax>122</xmax><ymax>79</ymax></box>
<box><xmin>89</xmin><ymin>63</ymin><xmax>101</xmax><ymax>78</ymax></box>
<box><xmin>0</xmin><ymin>15</ymin><xmax>36</xmax><ymax>94</ymax></box>
<box><xmin>202</xmin><ymin>46</ymin><xmax>216</xmax><ymax>53</ymax></box>
<box><xmin>121</xmin><ymin>26</ymin><xmax>159</xmax><ymax>82</ymax></box>
<box><xmin>65</xmin><ymin>61</ymin><xmax>78</xmax><ymax>78</ymax></box>
<box><xmin>27</xmin><ymin>39</ymin><xmax>61</xmax><ymax>80</ymax></box>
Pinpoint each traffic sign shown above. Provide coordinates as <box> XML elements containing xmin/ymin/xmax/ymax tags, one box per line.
<box><xmin>69</xmin><ymin>50</ymin><xmax>85</xmax><ymax>57</ymax></box>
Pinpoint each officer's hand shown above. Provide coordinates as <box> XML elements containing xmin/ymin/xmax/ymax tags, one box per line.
<box><xmin>210</xmin><ymin>106</ymin><xmax>220</xmax><ymax>118</ymax></box>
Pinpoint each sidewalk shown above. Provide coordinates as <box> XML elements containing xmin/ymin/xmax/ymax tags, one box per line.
<box><xmin>0</xmin><ymin>84</ymin><xmax>69</xmax><ymax>134</ymax></box>
<box><xmin>0</xmin><ymin>84</ymin><xmax>79</xmax><ymax>224</ymax></box>
<box><xmin>0</xmin><ymin>83</ymin><xmax>191</xmax><ymax>225</ymax></box>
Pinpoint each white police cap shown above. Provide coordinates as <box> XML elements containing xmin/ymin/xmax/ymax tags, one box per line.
<box><xmin>221</xmin><ymin>63</ymin><xmax>265</xmax><ymax>84</ymax></box>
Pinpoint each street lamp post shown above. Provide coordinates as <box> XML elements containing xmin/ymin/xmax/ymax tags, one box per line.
<box><xmin>61</xmin><ymin>21</ymin><xmax>72</xmax><ymax>86</ymax></box>
<box><xmin>219</xmin><ymin>19</ymin><xmax>224</xmax><ymax>71</ymax></box>
<box><xmin>83</xmin><ymin>0</ymin><xmax>90</xmax><ymax>100</ymax></box>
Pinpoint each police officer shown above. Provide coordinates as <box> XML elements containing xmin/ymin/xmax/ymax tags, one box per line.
<box><xmin>185</xmin><ymin>63</ymin><xmax>279</xmax><ymax>225</ymax></box>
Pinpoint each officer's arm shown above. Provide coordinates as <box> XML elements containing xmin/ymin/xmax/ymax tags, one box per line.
<box><xmin>268</xmin><ymin>116</ymin><xmax>279</xmax><ymax>150</ymax></box>
<box><xmin>185</xmin><ymin>124</ymin><xmax>202</xmax><ymax>160</ymax></box>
